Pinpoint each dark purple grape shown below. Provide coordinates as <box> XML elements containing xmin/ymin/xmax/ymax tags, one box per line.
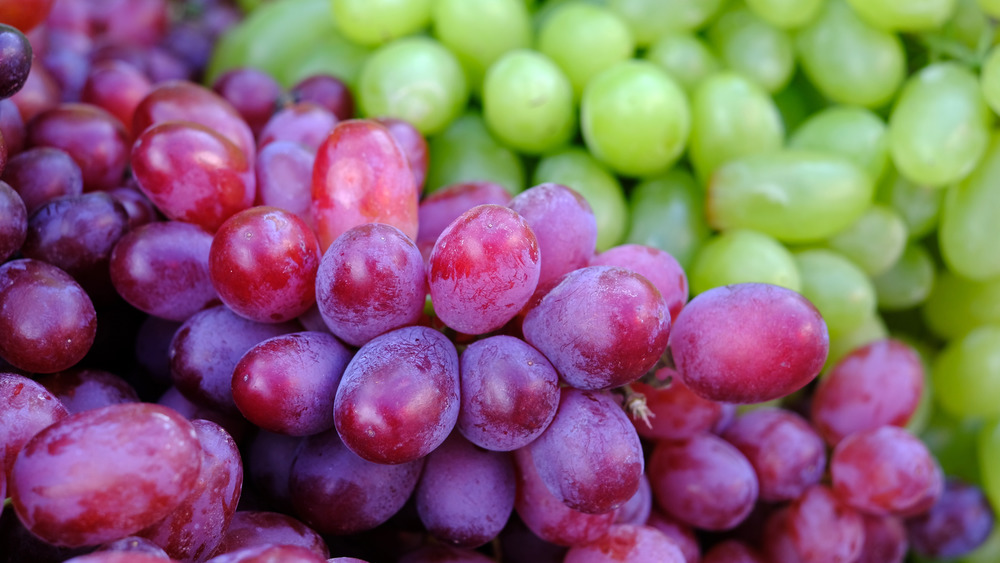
<box><xmin>35</xmin><ymin>368</ymin><xmax>139</xmax><ymax>414</ymax></box>
<box><xmin>244</xmin><ymin>430</ymin><xmax>301</xmax><ymax>512</ymax></box>
<box><xmin>398</xmin><ymin>545</ymin><xmax>493</xmax><ymax>563</ymax></box>
<box><xmin>211</xmin><ymin>511</ymin><xmax>330</xmax><ymax>559</ymax></box>
<box><xmin>2</xmin><ymin>146</ymin><xmax>84</xmax><ymax>214</ymax></box>
<box><xmin>289</xmin><ymin>74</ymin><xmax>354</xmax><ymax>121</ymax></box>
<box><xmin>0</xmin><ymin>372</ymin><xmax>69</xmax><ymax>490</ymax></box>
<box><xmin>703</xmin><ymin>539</ymin><xmax>765</xmax><ymax>563</ymax></box>
<box><xmin>0</xmin><ymin>24</ymin><xmax>32</xmax><ymax>99</ymax></box>
<box><xmin>498</xmin><ymin>515</ymin><xmax>569</xmax><ymax>563</ymax></box>
<box><xmin>905</xmin><ymin>478</ymin><xmax>994</xmax><ymax>559</ymax></box>
<box><xmin>0</xmin><ymin>98</ymin><xmax>24</xmax><ymax>155</ymax></box>
<box><xmin>204</xmin><ymin>544</ymin><xmax>326</xmax><ymax>563</ymax></box>
<box><xmin>0</xmin><ymin>179</ymin><xmax>25</xmax><ymax>261</ymax></box>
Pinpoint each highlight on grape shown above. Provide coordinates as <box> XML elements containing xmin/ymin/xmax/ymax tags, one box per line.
<box><xmin>2</xmin><ymin>0</ymin><xmax>1000</xmax><ymax>561</ymax></box>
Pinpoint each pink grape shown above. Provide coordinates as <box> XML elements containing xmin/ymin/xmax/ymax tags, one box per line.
<box><xmin>784</xmin><ymin>484</ymin><xmax>865</xmax><ymax>563</ymax></box>
<box><xmin>26</xmin><ymin>102</ymin><xmax>129</xmax><ymax>191</ymax></box>
<box><xmin>211</xmin><ymin>511</ymin><xmax>330</xmax><ymax>559</ymax></box>
<box><xmin>0</xmin><ymin>372</ymin><xmax>69</xmax><ymax>490</ymax></box>
<box><xmin>589</xmin><ymin>243</ymin><xmax>688</xmax><ymax>322</ymax></box>
<box><xmin>563</xmin><ymin>524</ymin><xmax>686</xmax><ymax>562</ymax></box>
<box><xmin>858</xmin><ymin>513</ymin><xmax>907</xmax><ymax>563</ymax></box>
<box><xmin>35</xmin><ymin>368</ymin><xmax>139</xmax><ymax>414</ymax></box>
<box><xmin>258</xmin><ymin>101</ymin><xmax>336</xmax><ymax>152</ymax></box>
<box><xmin>416</xmin><ymin>181</ymin><xmax>512</xmax><ymax>260</ymax></box>
<box><xmin>645</xmin><ymin>511</ymin><xmax>701</xmax><ymax>563</ymax></box>
<box><xmin>631</xmin><ymin>369</ymin><xmax>725</xmax><ymax>442</ymax></box>
<box><xmin>253</xmin><ymin>140</ymin><xmax>315</xmax><ymax>229</ymax></box>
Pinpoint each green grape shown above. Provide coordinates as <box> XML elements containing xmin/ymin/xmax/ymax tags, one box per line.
<box><xmin>482</xmin><ymin>50</ymin><xmax>575</xmax><ymax>155</ymax></box>
<box><xmin>533</xmin><ymin>148</ymin><xmax>628</xmax><ymax>251</ymax></box>
<box><xmin>875</xmin><ymin>163</ymin><xmax>946</xmax><ymax>239</ymax></box>
<box><xmin>981</xmin><ymin>45</ymin><xmax>1000</xmax><ymax>116</ymax></box>
<box><xmin>932</xmin><ymin>325</ymin><xmax>1000</xmax><ymax>418</ymax></box>
<box><xmin>625</xmin><ymin>170</ymin><xmax>710</xmax><ymax>269</ymax></box>
<box><xmin>745</xmin><ymin>0</ymin><xmax>825</xmax><ymax>29</ymax></box>
<box><xmin>789</xmin><ymin>105</ymin><xmax>889</xmax><ymax>184</ymax></box>
<box><xmin>606</xmin><ymin>0</ymin><xmax>727</xmax><ymax>46</ymax></box>
<box><xmin>707</xmin><ymin>150</ymin><xmax>875</xmax><ymax>243</ymax></box>
<box><xmin>888</xmin><ymin>62</ymin><xmax>990</xmax><ymax>188</ymax></box>
<box><xmin>845</xmin><ymin>0</ymin><xmax>958</xmax><ymax>31</ymax></box>
<box><xmin>688</xmin><ymin>72</ymin><xmax>784</xmax><ymax>183</ymax></box>
<box><xmin>284</xmin><ymin>32</ymin><xmax>371</xmax><ymax>90</ymax></box>
<box><xmin>941</xmin><ymin>0</ymin><xmax>992</xmax><ymax>49</ymax></box>
<box><xmin>425</xmin><ymin>112</ymin><xmax>525</xmax><ymax>196</ymax></box>
<box><xmin>772</xmin><ymin>73</ymin><xmax>827</xmax><ymax>134</ymax></box>
<box><xmin>905</xmin><ymin>363</ymin><xmax>933</xmax><ymax>435</ymax></box>
<box><xmin>331</xmin><ymin>0</ymin><xmax>432</xmax><ymax>47</ymax></box>
<box><xmin>580</xmin><ymin>60</ymin><xmax>690</xmax><ymax>178</ymax></box>
<box><xmin>707</xmin><ymin>7</ymin><xmax>796</xmax><ymax>93</ymax></box>
<box><xmin>922</xmin><ymin>270</ymin><xmax>1000</xmax><ymax>341</ymax></box>
<box><xmin>980</xmin><ymin>0</ymin><xmax>1000</xmax><ymax>16</ymax></box>
<box><xmin>825</xmin><ymin>311</ymin><xmax>888</xmax><ymax>370</ymax></box>
<box><xmin>871</xmin><ymin>243</ymin><xmax>935</xmax><ymax>311</ymax></box>
<box><xmin>920</xmin><ymin>409</ymin><xmax>982</xmax><ymax>484</ymax></box>
<box><xmin>979</xmin><ymin>419</ymin><xmax>1000</xmax><ymax>520</ymax></box>
<box><xmin>940</xmin><ymin>134</ymin><xmax>1000</xmax><ymax>280</ymax></box>
<box><xmin>644</xmin><ymin>32</ymin><xmax>721</xmax><ymax>94</ymax></box>
<box><xmin>357</xmin><ymin>36</ymin><xmax>468</xmax><ymax>135</ymax></box>
<box><xmin>795</xmin><ymin>248</ymin><xmax>878</xmax><ymax>338</ymax></box>
<box><xmin>537</xmin><ymin>2</ymin><xmax>635</xmax><ymax>99</ymax></box>
<box><xmin>796</xmin><ymin>0</ymin><xmax>906</xmax><ymax>108</ymax></box>
<box><xmin>690</xmin><ymin>229</ymin><xmax>801</xmax><ymax>295</ymax></box>
<box><xmin>433</xmin><ymin>0</ymin><xmax>531</xmax><ymax>89</ymax></box>
<box><xmin>827</xmin><ymin>205</ymin><xmax>907</xmax><ymax>277</ymax></box>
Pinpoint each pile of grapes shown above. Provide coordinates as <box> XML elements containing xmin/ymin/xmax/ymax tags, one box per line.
<box><xmin>3</xmin><ymin>0</ymin><xmax>1000</xmax><ymax>561</ymax></box>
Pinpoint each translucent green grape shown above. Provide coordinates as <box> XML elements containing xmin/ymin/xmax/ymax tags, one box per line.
<box><xmin>827</xmin><ymin>205</ymin><xmax>907</xmax><ymax>277</ymax></box>
<box><xmin>922</xmin><ymin>270</ymin><xmax>1000</xmax><ymax>341</ymax></box>
<box><xmin>580</xmin><ymin>60</ymin><xmax>690</xmax><ymax>178</ymax></box>
<box><xmin>796</xmin><ymin>0</ymin><xmax>906</xmax><ymax>108</ymax></box>
<box><xmin>920</xmin><ymin>410</ymin><xmax>982</xmax><ymax>485</ymax></box>
<box><xmin>980</xmin><ymin>0</ymin><xmax>1000</xmax><ymax>16</ymax></box>
<box><xmin>690</xmin><ymin>229</ymin><xmax>801</xmax><ymax>295</ymax></box>
<box><xmin>875</xmin><ymin>163</ymin><xmax>946</xmax><ymax>240</ymax></box>
<box><xmin>825</xmin><ymin>312</ymin><xmax>888</xmax><ymax>370</ymax></box>
<box><xmin>707</xmin><ymin>7</ymin><xmax>795</xmax><ymax>93</ymax></box>
<box><xmin>606</xmin><ymin>0</ymin><xmax>728</xmax><ymax>45</ymax></box>
<box><xmin>888</xmin><ymin>62</ymin><xmax>990</xmax><ymax>188</ymax></box>
<box><xmin>625</xmin><ymin>171</ymin><xmax>710</xmax><ymax>269</ymax></box>
<box><xmin>432</xmin><ymin>0</ymin><xmax>531</xmax><ymax>89</ymax></box>
<box><xmin>845</xmin><ymin>0</ymin><xmax>958</xmax><ymax>31</ymax></box>
<box><xmin>789</xmin><ymin>105</ymin><xmax>889</xmax><ymax>184</ymax></box>
<box><xmin>285</xmin><ymin>32</ymin><xmax>371</xmax><ymax>90</ymax></box>
<box><xmin>795</xmin><ymin>248</ymin><xmax>878</xmax><ymax>338</ymax></box>
<box><xmin>533</xmin><ymin>148</ymin><xmax>628</xmax><ymax>251</ymax></box>
<box><xmin>425</xmin><ymin>112</ymin><xmax>525</xmax><ymax>196</ymax></box>
<box><xmin>980</xmin><ymin>419</ymin><xmax>1000</xmax><ymax>516</ymax></box>
<box><xmin>932</xmin><ymin>325</ymin><xmax>1000</xmax><ymax>418</ymax></box>
<box><xmin>941</xmin><ymin>0</ymin><xmax>992</xmax><ymax>49</ymax></box>
<box><xmin>980</xmin><ymin>45</ymin><xmax>1000</xmax><ymax>116</ymax></box>
<box><xmin>358</xmin><ymin>36</ymin><xmax>468</xmax><ymax>135</ymax></box>
<box><xmin>745</xmin><ymin>0</ymin><xmax>825</xmax><ymax>29</ymax></box>
<box><xmin>537</xmin><ymin>2</ymin><xmax>635</xmax><ymax>99</ymax></box>
<box><xmin>644</xmin><ymin>32</ymin><xmax>720</xmax><ymax>94</ymax></box>
<box><xmin>688</xmin><ymin>71</ymin><xmax>784</xmax><ymax>183</ymax></box>
<box><xmin>331</xmin><ymin>0</ymin><xmax>433</xmax><ymax>47</ymax></box>
<box><xmin>940</xmin><ymin>134</ymin><xmax>1000</xmax><ymax>280</ymax></box>
<box><xmin>871</xmin><ymin>243</ymin><xmax>935</xmax><ymax>311</ymax></box>
<box><xmin>707</xmin><ymin>150</ymin><xmax>874</xmax><ymax>243</ymax></box>
<box><xmin>481</xmin><ymin>50</ymin><xmax>575</xmax><ymax>155</ymax></box>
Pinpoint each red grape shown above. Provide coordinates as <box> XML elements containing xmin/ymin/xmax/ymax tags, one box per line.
<box><xmin>589</xmin><ymin>243</ymin><xmax>688</xmax><ymax>323</ymax></box>
<box><xmin>257</xmin><ymin>101</ymin><xmax>336</xmax><ymax>152</ymax></box>
<box><xmin>0</xmin><ymin>372</ymin><xmax>69</xmax><ymax>490</ymax></box>
<box><xmin>211</xmin><ymin>67</ymin><xmax>282</xmax><ymax>137</ymax></box>
<box><xmin>289</xmin><ymin>73</ymin><xmax>354</xmax><ymax>121</ymax></box>
<box><xmin>858</xmin><ymin>513</ymin><xmax>907</xmax><ymax>563</ymax></box>
<box><xmin>416</xmin><ymin>181</ymin><xmax>512</xmax><ymax>260</ymax></box>
<box><xmin>35</xmin><ymin>368</ymin><xmax>139</xmax><ymax>414</ymax></box>
<box><xmin>2</xmin><ymin>146</ymin><xmax>84</xmax><ymax>214</ymax></box>
<box><xmin>374</xmin><ymin>116</ymin><xmax>428</xmax><ymax>193</ymax></box>
<box><xmin>631</xmin><ymin>369</ymin><xmax>725</xmax><ymax>442</ymax></box>
<box><xmin>563</xmin><ymin>524</ymin><xmax>685</xmax><ymax>562</ymax></box>
<box><xmin>211</xmin><ymin>511</ymin><xmax>330</xmax><ymax>559</ymax></box>
<box><xmin>0</xmin><ymin>179</ymin><xmax>25</xmax><ymax>261</ymax></box>
<box><xmin>26</xmin><ymin>102</ymin><xmax>129</xmax><ymax>191</ymax></box>
<box><xmin>785</xmin><ymin>484</ymin><xmax>865</xmax><ymax>563</ymax></box>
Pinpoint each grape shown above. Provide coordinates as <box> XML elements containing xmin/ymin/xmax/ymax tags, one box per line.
<box><xmin>399</xmin><ymin>545</ymin><xmax>493</xmax><ymax>563</ymax></box>
<box><xmin>432</xmin><ymin>0</ymin><xmax>531</xmax><ymax>89</ymax></box>
<box><xmin>644</xmin><ymin>511</ymin><xmax>700</xmax><ymax>562</ymax></box>
<box><xmin>109</xmin><ymin>220</ymin><xmax>220</xmax><ymax>322</ymax></box>
<box><xmin>906</xmin><ymin>478</ymin><xmax>995</xmax><ymax>559</ymax></box>
<box><xmin>0</xmin><ymin>0</ymin><xmax>53</xmax><ymax>33</ymax></box>
<box><xmin>2</xmin><ymin>147</ymin><xmax>83</xmax><ymax>214</ymax></box>
<box><xmin>374</xmin><ymin>117</ymin><xmax>428</xmax><ymax>193</ymax></box>
<box><xmin>232</xmin><ymin>331</ymin><xmax>352</xmax><ymax>436</ymax></box>
<box><xmin>35</xmin><ymin>369</ymin><xmax>139</xmax><ymax>414</ymax></box>
<box><xmin>689</xmin><ymin>229</ymin><xmax>801</xmax><ymax>295</ymax></box>
<box><xmin>482</xmin><ymin>50</ymin><xmax>575</xmax><ymax>155</ymax></box>
<box><xmin>80</xmin><ymin>60</ymin><xmax>153</xmax><ymax>138</ymax></box>
<box><xmin>289</xmin><ymin>74</ymin><xmax>355</xmax><ymax>122</ymax></box>
<box><xmin>831</xmin><ymin>426</ymin><xmax>944</xmax><ymax>516</ymax></box>
<box><xmin>497</xmin><ymin>514</ymin><xmax>571</xmax><ymax>562</ymax></box>
<box><xmin>796</xmin><ymin>0</ymin><xmax>906</xmax><ymax>108</ymax></box>
<box><xmin>649</xmin><ymin>432</ymin><xmax>759</xmax><ymax>531</ymax></box>
<box><xmin>630</xmin><ymin>370</ymin><xmax>725</xmax><ymax>442</ymax></box>
<box><xmin>722</xmin><ymin>408</ymin><xmax>827</xmax><ymax>502</ymax></box>
<box><xmin>334</xmin><ymin>326</ymin><xmax>460</xmax><ymax>464</ymax></box>
<box><xmin>923</xmin><ymin>270</ymin><xmax>1000</xmax><ymax>341</ymax></box>
<box><xmin>846</xmin><ymin>0</ymin><xmax>958</xmax><ymax>30</ymax></box>
<box><xmin>358</xmin><ymin>36</ymin><xmax>467</xmax><ymax>136</ymax></box>
<box><xmin>0</xmin><ymin>23</ymin><xmax>32</xmax><ymax>99</ymax></box>
<box><xmin>63</xmin><ymin>554</ymin><xmax>177</xmax><ymax>563</ymax></box>
<box><xmin>785</xmin><ymin>484</ymin><xmax>866</xmax><ymax>563</ymax></box>
<box><xmin>529</xmin><ymin>388</ymin><xmax>644</xmax><ymax>514</ymax></box>
<box><xmin>703</xmin><ymin>539</ymin><xmax>765</xmax><ymax>563</ymax></box>
<box><xmin>138</xmin><ymin>420</ymin><xmax>243</xmax><ymax>561</ymax></box>
<box><xmin>260</xmin><ymin>101</ymin><xmax>337</xmax><ymax>153</ymax></box>
<box><xmin>827</xmin><ymin>205</ymin><xmax>907</xmax><ymax>277</ymax></box>
<box><xmin>745</xmin><ymin>0</ymin><xmax>824</xmax><ymax>28</ymax></box>
<box><xmin>212</xmin><ymin>511</ymin><xmax>329</xmax><ymax>559</ymax></box>
<box><xmin>311</xmin><ymin>119</ymin><xmax>419</xmax><ymax>251</ymax></box>
<box><xmin>0</xmin><ymin>258</ymin><xmax>96</xmax><ymax>374</ymax></box>
<box><xmin>417</xmin><ymin>181</ymin><xmax>512</xmax><ymax>259</ymax></box>
<box><xmin>424</xmin><ymin>112</ymin><xmax>525</xmax><ymax>196</ymax></box>
<box><xmin>581</xmin><ymin>60</ymin><xmax>689</xmax><ymax>177</ymax></box>
<box><xmin>244</xmin><ymin>430</ymin><xmax>301</xmax><ymax>511</ymax></box>
<box><xmin>790</xmin><ymin>105</ymin><xmax>890</xmax><ymax>184</ymax></box>
<box><xmin>940</xmin><ymin>134</ymin><xmax>1000</xmax><ymax>280</ymax></box>
<box><xmin>533</xmin><ymin>148</ymin><xmax>627</xmax><ymax>252</ymax></box>
<box><xmin>108</xmin><ymin>186</ymin><xmax>158</xmax><ymax>231</ymax></box>
<box><xmin>645</xmin><ymin>32</ymin><xmax>721</xmax><ymax>93</ymax></box>
<box><xmin>0</xmin><ymin>180</ymin><xmax>25</xmax><ymax>262</ymax></box>
<box><xmin>707</xmin><ymin>7</ymin><xmax>795</xmax><ymax>93</ymax></box>
<box><xmin>589</xmin><ymin>243</ymin><xmax>688</xmax><ymax>322</ymax></box>
<box><xmin>288</xmin><ymin>428</ymin><xmax>423</xmax><ymax>535</ymax></box>
<box><xmin>614</xmin><ymin>473</ymin><xmax>652</xmax><ymax>526</ymax></box>
<box><xmin>606</xmin><ymin>0</ymin><xmax>727</xmax><ymax>45</ymax></box>
<box><xmin>888</xmin><ymin>62</ymin><xmax>989</xmax><ymax>187</ymax></box>
<box><xmin>669</xmin><ymin>283</ymin><xmax>828</xmax><ymax>404</ymax></box>
<box><xmin>27</xmin><ymin>103</ymin><xmax>130</xmax><ymax>192</ymax></box>
<box><xmin>624</xmin><ymin>170</ymin><xmax>710</xmax><ymax>269</ymax></box>
<box><xmin>0</xmin><ymin>98</ymin><xmax>23</xmax><ymax>154</ymax></box>
<box><xmin>564</xmin><ymin>524</ymin><xmax>685</xmax><ymax>562</ymax></box>
<box><xmin>794</xmin><ymin>248</ymin><xmax>877</xmax><ymax>338</ymax></box>
<box><xmin>932</xmin><ymin>325</ymin><xmax>1000</xmax><ymax>418</ymax></box>
<box><xmin>415</xmin><ymin>433</ymin><xmax>515</xmax><ymax>547</ymax></box>
<box><xmin>332</xmin><ymin>0</ymin><xmax>432</xmax><ymax>47</ymax></box>
<box><xmin>316</xmin><ymin>223</ymin><xmax>426</xmax><ymax>346</ymax></box>
<box><xmin>10</xmin><ymin>63</ymin><xmax>60</xmax><ymax>122</ymax></box>
<box><xmin>872</xmin><ymin>242</ymin><xmax>935</xmax><ymax>310</ymax></box>
<box><xmin>205</xmin><ymin>544</ymin><xmax>326</xmax><ymax>563</ymax></box>
<box><xmin>857</xmin><ymin>513</ymin><xmax>907</xmax><ymax>563</ymax></box>
<box><xmin>0</xmin><ymin>372</ymin><xmax>69</xmax><ymax>492</ymax></box>
<box><xmin>457</xmin><ymin>335</ymin><xmax>560</xmax><ymax>451</ymax></box>
<box><xmin>982</xmin><ymin>45</ymin><xmax>1000</xmax><ymax>116</ymax></box>
<box><xmin>253</xmin><ymin>140</ymin><xmax>315</xmax><ymax>229</ymax></box>
<box><xmin>97</xmin><ymin>536</ymin><xmax>171</xmax><ymax>558</ymax></box>
<box><xmin>687</xmin><ymin>71</ymin><xmax>784</xmax><ymax>183</ymax></box>
<box><xmin>428</xmin><ymin>204</ymin><xmax>540</xmax><ymax>335</ymax></box>
<box><xmin>537</xmin><ymin>2</ymin><xmax>635</xmax><ymax>99</ymax></box>
<box><xmin>211</xmin><ymin>68</ymin><xmax>282</xmax><ymax>139</ymax></box>
<box><xmin>522</xmin><ymin>266</ymin><xmax>669</xmax><ymax>390</ymax></box>
<box><xmin>9</xmin><ymin>403</ymin><xmax>202</xmax><ymax>547</ymax></box>
<box><xmin>876</xmin><ymin>164</ymin><xmax>945</xmax><ymax>241</ymax></box>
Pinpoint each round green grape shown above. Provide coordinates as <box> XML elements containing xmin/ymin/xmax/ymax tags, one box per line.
<box><xmin>690</xmin><ymin>229</ymin><xmax>801</xmax><ymax>294</ymax></box>
<box><xmin>981</xmin><ymin>45</ymin><xmax>1000</xmax><ymax>117</ymax></box>
<box><xmin>871</xmin><ymin>243</ymin><xmax>935</xmax><ymax>311</ymax></box>
<box><xmin>331</xmin><ymin>0</ymin><xmax>433</xmax><ymax>47</ymax></box>
<box><xmin>645</xmin><ymin>32</ymin><xmax>721</xmax><ymax>93</ymax></box>
<box><xmin>922</xmin><ymin>269</ymin><xmax>1000</xmax><ymax>341</ymax></box>
<box><xmin>433</xmin><ymin>0</ymin><xmax>531</xmax><ymax>89</ymax></box>
<box><xmin>358</xmin><ymin>36</ymin><xmax>468</xmax><ymax>135</ymax></box>
<box><xmin>875</xmin><ymin>164</ymin><xmax>945</xmax><ymax>240</ymax></box>
<box><xmin>424</xmin><ymin>112</ymin><xmax>525</xmax><ymax>196</ymax></box>
<box><xmin>482</xmin><ymin>50</ymin><xmax>575</xmax><ymax>155</ymax></box>
<box><xmin>789</xmin><ymin>105</ymin><xmax>889</xmax><ymax>184</ymax></box>
<box><xmin>707</xmin><ymin>7</ymin><xmax>795</xmax><ymax>93</ymax></box>
<box><xmin>845</xmin><ymin>0</ymin><xmax>958</xmax><ymax>31</ymax></box>
<box><xmin>581</xmin><ymin>60</ymin><xmax>690</xmax><ymax>178</ymax></box>
<box><xmin>606</xmin><ymin>0</ymin><xmax>727</xmax><ymax>45</ymax></box>
<box><xmin>625</xmin><ymin>171</ymin><xmax>710</xmax><ymax>269</ymax></box>
<box><xmin>980</xmin><ymin>0</ymin><xmax>1000</xmax><ymax>16</ymax></box>
<box><xmin>827</xmin><ymin>205</ymin><xmax>907</xmax><ymax>277</ymax></box>
<box><xmin>939</xmin><ymin>134</ymin><xmax>1000</xmax><ymax>280</ymax></box>
<box><xmin>933</xmin><ymin>325</ymin><xmax>1000</xmax><ymax>418</ymax></box>
<box><xmin>795</xmin><ymin>248</ymin><xmax>878</xmax><ymax>338</ymax></box>
<box><xmin>825</xmin><ymin>312</ymin><xmax>887</xmax><ymax>370</ymax></box>
<box><xmin>745</xmin><ymin>0</ymin><xmax>824</xmax><ymax>29</ymax></box>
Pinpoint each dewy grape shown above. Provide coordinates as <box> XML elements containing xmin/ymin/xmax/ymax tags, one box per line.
<box><xmin>2</xmin><ymin>0</ymin><xmax>1000</xmax><ymax>561</ymax></box>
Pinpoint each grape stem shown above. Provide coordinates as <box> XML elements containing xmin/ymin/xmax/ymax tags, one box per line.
<box><xmin>619</xmin><ymin>384</ymin><xmax>654</xmax><ymax>429</ymax></box>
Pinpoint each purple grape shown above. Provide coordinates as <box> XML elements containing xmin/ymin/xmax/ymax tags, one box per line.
<box><xmin>36</xmin><ymin>368</ymin><xmax>139</xmax><ymax>414</ymax></box>
<box><xmin>0</xmin><ymin>24</ymin><xmax>32</xmax><ymax>99</ymax></box>
<box><xmin>397</xmin><ymin>545</ymin><xmax>493</xmax><ymax>563</ymax></box>
<box><xmin>245</xmin><ymin>430</ymin><xmax>302</xmax><ymax>512</ymax></box>
<box><xmin>254</xmin><ymin>140</ymin><xmax>315</xmax><ymax>229</ymax></box>
<box><xmin>0</xmin><ymin>372</ymin><xmax>69</xmax><ymax>491</ymax></box>
<box><xmin>334</xmin><ymin>325</ymin><xmax>459</xmax><ymax>464</ymax></box>
<box><xmin>456</xmin><ymin>335</ymin><xmax>560</xmax><ymax>451</ymax></box>
<box><xmin>784</xmin><ymin>484</ymin><xmax>865</xmax><ymax>563</ymax></box>
<box><xmin>289</xmin><ymin>428</ymin><xmax>423</xmax><ymax>535</ymax></box>
<box><xmin>858</xmin><ymin>513</ymin><xmax>907</xmax><ymax>563</ymax></box>
<box><xmin>522</xmin><ymin>266</ymin><xmax>670</xmax><ymax>390</ymax></box>
<box><xmin>1</xmin><ymin>146</ymin><xmax>83</xmax><ymax>214</ymax></box>
<box><xmin>63</xmin><ymin>553</ymin><xmax>174</xmax><ymax>563</ymax></box>
<box><xmin>204</xmin><ymin>544</ymin><xmax>327</xmax><ymax>563</ymax></box>
<box><xmin>614</xmin><ymin>473</ymin><xmax>652</xmax><ymax>526</ymax></box>
<box><xmin>703</xmin><ymin>540</ymin><xmax>764</xmax><ymax>563</ymax></box>
<box><xmin>211</xmin><ymin>511</ymin><xmax>330</xmax><ymax>559</ymax></box>
<box><xmin>97</xmin><ymin>536</ymin><xmax>171</xmax><ymax>558</ymax></box>
<box><xmin>416</xmin><ymin>181</ymin><xmax>512</xmax><ymax>260</ymax></box>
<box><xmin>0</xmin><ymin>179</ymin><xmax>25</xmax><ymax>262</ymax></box>
<box><xmin>211</xmin><ymin>67</ymin><xmax>282</xmax><ymax>137</ymax></box>
<box><xmin>905</xmin><ymin>478</ymin><xmax>995</xmax><ymax>559</ymax></box>
<box><xmin>415</xmin><ymin>433</ymin><xmax>515</xmax><ymax>547</ymax></box>
<box><xmin>27</xmin><ymin>103</ymin><xmax>130</xmax><ymax>192</ymax></box>
<box><xmin>589</xmin><ymin>243</ymin><xmax>689</xmax><ymax>323</ymax></box>
<box><xmin>258</xmin><ymin>102</ymin><xmax>337</xmax><ymax>152</ymax></box>
<box><xmin>631</xmin><ymin>368</ymin><xmax>725</xmax><ymax>442</ymax></box>
<box><xmin>645</xmin><ymin>511</ymin><xmax>701</xmax><ymax>563</ymax></box>
<box><xmin>288</xmin><ymin>74</ymin><xmax>354</xmax><ymax>121</ymax></box>
<box><xmin>563</xmin><ymin>524</ymin><xmax>686</xmax><ymax>562</ymax></box>
<box><xmin>528</xmin><ymin>388</ymin><xmax>644</xmax><ymax>514</ymax></box>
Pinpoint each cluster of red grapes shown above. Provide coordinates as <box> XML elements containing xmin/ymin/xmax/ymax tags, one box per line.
<box><xmin>0</xmin><ymin>1</ymin><xmax>995</xmax><ymax>563</ymax></box>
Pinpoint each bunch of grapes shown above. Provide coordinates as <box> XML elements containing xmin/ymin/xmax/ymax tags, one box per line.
<box><xmin>3</xmin><ymin>0</ymin><xmax>1000</xmax><ymax>561</ymax></box>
